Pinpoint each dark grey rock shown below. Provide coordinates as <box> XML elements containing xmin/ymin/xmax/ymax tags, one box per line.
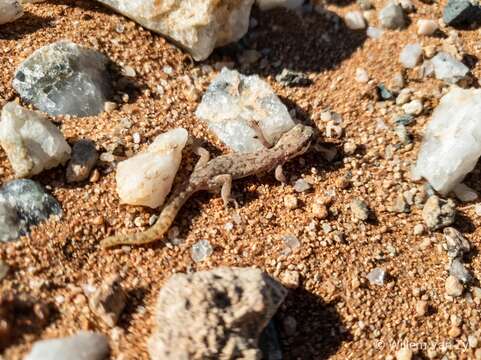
<box><xmin>379</xmin><ymin>2</ymin><xmax>406</xmax><ymax>29</ymax></box>
<box><xmin>443</xmin><ymin>0</ymin><xmax>481</xmax><ymax>26</ymax></box>
<box><xmin>377</xmin><ymin>84</ymin><xmax>394</xmax><ymax>100</ymax></box>
<box><xmin>395</xmin><ymin>114</ymin><xmax>415</xmax><ymax>126</ymax></box>
<box><xmin>66</xmin><ymin>140</ymin><xmax>98</xmax><ymax>183</ymax></box>
<box><xmin>0</xmin><ymin>179</ymin><xmax>62</xmax><ymax>242</ymax></box>
<box><xmin>13</xmin><ymin>41</ymin><xmax>112</xmax><ymax>117</ymax></box>
<box><xmin>275</xmin><ymin>69</ymin><xmax>311</xmax><ymax>87</ymax></box>
<box><xmin>422</xmin><ymin>195</ymin><xmax>456</xmax><ymax>230</ymax></box>
<box><xmin>259</xmin><ymin>320</ymin><xmax>283</xmax><ymax>360</ymax></box>
<box><xmin>449</xmin><ymin>258</ymin><xmax>473</xmax><ymax>284</ymax></box>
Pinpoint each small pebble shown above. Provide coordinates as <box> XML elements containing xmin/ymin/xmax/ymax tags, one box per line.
<box><xmin>366</xmin><ymin>268</ymin><xmax>386</xmax><ymax>286</ymax></box>
<box><xmin>415</xmin><ymin>300</ymin><xmax>428</xmax><ymax>316</ymax></box>
<box><xmin>400</xmin><ymin>43</ymin><xmax>423</xmax><ymax>69</ymax></box>
<box><xmin>445</xmin><ymin>275</ymin><xmax>463</xmax><ymax>297</ymax></box>
<box><xmin>448</xmin><ymin>326</ymin><xmax>462</xmax><ymax>338</ymax></box>
<box><xmin>191</xmin><ymin>240</ymin><xmax>213</xmax><ymax>263</ymax></box>
<box><xmin>0</xmin><ymin>261</ymin><xmax>9</xmax><ymax>281</ymax></box>
<box><xmin>417</xmin><ymin>19</ymin><xmax>438</xmax><ymax>35</ymax></box>
<box><xmin>413</xmin><ymin>224</ymin><xmax>424</xmax><ymax>235</ymax></box>
<box><xmin>396</xmin><ymin>347</ymin><xmax>413</xmax><ymax>360</ymax></box>
<box><xmin>402</xmin><ymin>99</ymin><xmax>423</xmax><ymax>115</ymax></box>
<box><xmin>350</xmin><ymin>199</ymin><xmax>369</xmax><ymax>221</ymax></box>
<box><xmin>293</xmin><ymin>179</ymin><xmax>311</xmax><ymax>193</ymax></box>
<box><xmin>355</xmin><ymin>68</ymin><xmax>369</xmax><ymax>83</ymax></box>
<box><xmin>284</xmin><ymin>194</ymin><xmax>298</xmax><ymax>210</ymax></box>
<box><xmin>344</xmin><ymin>11</ymin><xmax>366</xmax><ymax>30</ymax></box>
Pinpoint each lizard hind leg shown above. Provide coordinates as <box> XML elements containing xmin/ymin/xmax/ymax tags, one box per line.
<box><xmin>211</xmin><ymin>174</ymin><xmax>238</xmax><ymax>209</ymax></box>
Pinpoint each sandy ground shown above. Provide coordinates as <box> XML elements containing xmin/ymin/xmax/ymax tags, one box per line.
<box><xmin>1</xmin><ymin>0</ymin><xmax>481</xmax><ymax>359</ymax></box>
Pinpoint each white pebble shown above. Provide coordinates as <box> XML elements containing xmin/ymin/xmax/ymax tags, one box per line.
<box><xmin>417</xmin><ymin>19</ymin><xmax>438</xmax><ymax>36</ymax></box>
<box><xmin>344</xmin><ymin>11</ymin><xmax>366</xmax><ymax>30</ymax></box>
<box><xmin>355</xmin><ymin>68</ymin><xmax>369</xmax><ymax>83</ymax></box>
<box><xmin>402</xmin><ymin>99</ymin><xmax>423</xmax><ymax>115</ymax></box>
<box><xmin>366</xmin><ymin>26</ymin><xmax>383</xmax><ymax>39</ymax></box>
<box><xmin>399</xmin><ymin>43</ymin><xmax>423</xmax><ymax>68</ymax></box>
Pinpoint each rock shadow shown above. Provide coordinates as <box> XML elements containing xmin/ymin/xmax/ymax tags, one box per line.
<box><xmin>215</xmin><ymin>7</ymin><xmax>366</xmax><ymax>76</ymax></box>
<box><xmin>0</xmin><ymin>12</ymin><xmax>53</xmax><ymax>40</ymax></box>
<box><xmin>277</xmin><ymin>288</ymin><xmax>349</xmax><ymax>359</ymax></box>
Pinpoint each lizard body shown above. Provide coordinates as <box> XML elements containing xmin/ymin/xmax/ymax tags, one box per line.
<box><xmin>100</xmin><ymin>124</ymin><xmax>314</xmax><ymax>249</ymax></box>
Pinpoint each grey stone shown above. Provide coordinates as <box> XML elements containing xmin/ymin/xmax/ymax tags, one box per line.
<box><xmin>449</xmin><ymin>258</ymin><xmax>473</xmax><ymax>284</ymax></box>
<box><xmin>191</xmin><ymin>239</ymin><xmax>213</xmax><ymax>263</ymax></box>
<box><xmin>377</xmin><ymin>83</ymin><xmax>394</xmax><ymax>100</ymax></box>
<box><xmin>13</xmin><ymin>41</ymin><xmax>111</xmax><ymax>117</ymax></box>
<box><xmin>444</xmin><ymin>227</ymin><xmax>470</xmax><ymax>259</ymax></box>
<box><xmin>24</xmin><ymin>331</ymin><xmax>109</xmax><ymax>360</ymax></box>
<box><xmin>148</xmin><ymin>267</ymin><xmax>287</xmax><ymax>360</ymax></box>
<box><xmin>275</xmin><ymin>69</ymin><xmax>311</xmax><ymax>87</ymax></box>
<box><xmin>350</xmin><ymin>199</ymin><xmax>370</xmax><ymax>221</ymax></box>
<box><xmin>395</xmin><ymin>114</ymin><xmax>414</xmax><ymax>126</ymax></box>
<box><xmin>431</xmin><ymin>52</ymin><xmax>469</xmax><ymax>84</ymax></box>
<box><xmin>379</xmin><ymin>2</ymin><xmax>406</xmax><ymax>29</ymax></box>
<box><xmin>443</xmin><ymin>0</ymin><xmax>481</xmax><ymax>26</ymax></box>
<box><xmin>0</xmin><ymin>179</ymin><xmax>62</xmax><ymax>242</ymax></box>
<box><xmin>66</xmin><ymin>140</ymin><xmax>98</xmax><ymax>183</ymax></box>
<box><xmin>422</xmin><ymin>195</ymin><xmax>456</xmax><ymax>230</ymax></box>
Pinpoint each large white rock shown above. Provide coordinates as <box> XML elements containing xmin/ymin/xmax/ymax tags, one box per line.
<box><xmin>256</xmin><ymin>0</ymin><xmax>304</xmax><ymax>10</ymax></box>
<box><xmin>96</xmin><ymin>0</ymin><xmax>255</xmax><ymax>61</ymax></box>
<box><xmin>0</xmin><ymin>102</ymin><xmax>71</xmax><ymax>178</ymax></box>
<box><xmin>116</xmin><ymin>128</ymin><xmax>188</xmax><ymax>208</ymax></box>
<box><xmin>0</xmin><ymin>0</ymin><xmax>23</xmax><ymax>25</ymax></box>
<box><xmin>413</xmin><ymin>87</ymin><xmax>481</xmax><ymax>194</ymax></box>
<box><xmin>196</xmin><ymin>68</ymin><xmax>295</xmax><ymax>153</ymax></box>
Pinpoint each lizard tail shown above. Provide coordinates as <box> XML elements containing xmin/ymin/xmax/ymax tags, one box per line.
<box><xmin>100</xmin><ymin>186</ymin><xmax>195</xmax><ymax>249</ymax></box>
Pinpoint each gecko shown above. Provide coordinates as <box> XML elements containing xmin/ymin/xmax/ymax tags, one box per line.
<box><xmin>100</xmin><ymin>124</ymin><xmax>314</xmax><ymax>249</ymax></box>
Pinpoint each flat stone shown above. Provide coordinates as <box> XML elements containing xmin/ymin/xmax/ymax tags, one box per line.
<box><xmin>24</xmin><ymin>332</ymin><xmax>110</xmax><ymax>360</ymax></box>
<box><xmin>13</xmin><ymin>41</ymin><xmax>111</xmax><ymax>117</ymax></box>
<box><xmin>148</xmin><ymin>267</ymin><xmax>287</xmax><ymax>360</ymax></box>
<box><xmin>96</xmin><ymin>0</ymin><xmax>255</xmax><ymax>61</ymax></box>
<box><xmin>116</xmin><ymin>128</ymin><xmax>188</xmax><ymax>208</ymax></box>
<box><xmin>66</xmin><ymin>140</ymin><xmax>98</xmax><ymax>183</ymax></box>
<box><xmin>196</xmin><ymin>68</ymin><xmax>295</xmax><ymax>153</ymax></box>
<box><xmin>0</xmin><ymin>102</ymin><xmax>71</xmax><ymax>178</ymax></box>
<box><xmin>413</xmin><ymin>87</ymin><xmax>481</xmax><ymax>193</ymax></box>
<box><xmin>0</xmin><ymin>0</ymin><xmax>23</xmax><ymax>25</ymax></box>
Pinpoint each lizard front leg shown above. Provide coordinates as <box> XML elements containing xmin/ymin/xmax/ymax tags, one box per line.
<box><xmin>210</xmin><ymin>174</ymin><xmax>238</xmax><ymax>208</ymax></box>
<box><xmin>193</xmin><ymin>145</ymin><xmax>210</xmax><ymax>170</ymax></box>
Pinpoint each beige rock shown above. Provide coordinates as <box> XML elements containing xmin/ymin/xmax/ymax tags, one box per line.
<box><xmin>116</xmin><ymin>128</ymin><xmax>188</xmax><ymax>208</ymax></box>
<box><xmin>445</xmin><ymin>275</ymin><xmax>463</xmax><ymax>297</ymax></box>
<box><xmin>96</xmin><ymin>0</ymin><xmax>255</xmax><ymax>60</ymax></box>
<box><xmin>0</xmin><ymin>0</ymin><xmax>23</xmax><ymax>25</ymax></box>
<box><xmin>148</xmin><ymin>267</ymin><xmax>287</xmax><ymax>360</ymax></box>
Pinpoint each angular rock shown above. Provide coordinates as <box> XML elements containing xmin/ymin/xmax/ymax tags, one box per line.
<box><xmin>449</xmin><ymin>258</ymin><xmax>472</xmax><ymax>284</ymax></box>
<box><xmin>350</xmin><ymin>199</ymin><xmax>370</xmax><ymax>221</ymax></box>
<box><xmin>87</xmin><ymin>275</ymin><xmax>126</xmax><ymax>327</ymax></box>
<box><xmin>116</xmin><ymin>128</ymin><xmax>188</xmax><ymax>208</ymax></box>
<box><xmin>0</xmin><ymin>102</ymin><xmax>71</xmax><ymax>178</ymax></box>
<box><xmin>399</xmin><ymin>43</ymin><xmax>423</xmax><ymax>68</ymax></box>
<box><xmin>275</xmin><ymin>69</ymin><xmax>311</xmax><ymax>87</ymax></box>
<box><xmin>66</xmin><ymin>140</ymin><xmax>98</xmax><ymax>183</ymax></box>
<box><xmin>444</xmin><ymin>227</ymin><xmax>470</xmax><ymax>259</ymax></box>
<box><xmin>431</xmin><ymin>52</ymin><xmax>469</xmax><ymax>84</ymax></box>
<box><xmin>196</xmin><ymin>68</ymin><xmax>295</xmax><ymax>153</ymax></box>
<box><xmin>379</xmin><ymin>2</ymin><xmax>405</xmax><ymax>29</ymax></box>
<box><xmin>24</xmin><ymin>332</ymin><xmax>110</xmax><ymax>360</ymax></box>
<box><xmin>417</xmin><ymin>19</ymin><xmax>439</xmax><ymax>35</ymax></box>
<box><xmin>191</xmin><ymin>239</ymin><xmax>213</xmax><ymax>263</ymax></box>
<box><xmin>13</xmin><ymin>41</ymin><xmax>111</xmax><ymax>117</ymax></box>
<box><xmin>96</xmin><ymin>0</ymin><xmax>255</xmax><ymax>61</ymax></box>
<box><xmin>422</xmin><ymin>195</ymin><xmax>455</xmax><ymax>230</ymax></box>
<box><xmin>0</xmin><ymin>0</ymin><xmax>23</xmax><ymax>25</ymax></box>
<box><xmin>413</xmin><ymin>87</ymin><xmax>481</xmax><ymax>193</ymax></box>
<box><xmin>0</xmin><ymin>179</ymin><xmax>61</xmax><ymax>242</ymax></box>
<box><xmin>148</xmin><ymin>267</ymin><xmax>287</xmax><ymax>360</ymax></box>
<box><xmin>367</xmin><ymin>268</ymin><xmax>386</xmax><ymax>286</ymax></box>
<box><xmin>256</xmin><ymin>0</ymin><xmax>304</xmax><ymax>10</ymax></box>
<box><xmin>443</xmin><ymin>0</ymin><xmax>481</xmax><ymax>26</ymax></box>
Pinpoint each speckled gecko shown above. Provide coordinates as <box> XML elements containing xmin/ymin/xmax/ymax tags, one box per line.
<box><xmin>101</xmin><ymin>124</ymin><xmax>314</xmax><ymax>249</ymax></box>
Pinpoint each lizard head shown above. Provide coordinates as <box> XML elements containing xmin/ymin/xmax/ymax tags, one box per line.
<box><xmin>275</xmin><ymin>124</ymin><xmax>314</xmax><ymax>157</ymax></box>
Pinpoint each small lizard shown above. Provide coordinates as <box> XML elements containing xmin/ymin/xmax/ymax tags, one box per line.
<box><xmin>100</xmin><ymin>124</ymin><xmax>314</xmax><ymax>249</ymax></box>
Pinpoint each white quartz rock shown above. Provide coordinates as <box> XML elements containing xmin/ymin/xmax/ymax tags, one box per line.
<box><xmin>116</xmin><ymin>128</ymin><xmax>188</xmax><ymax>208</ymax></box>
<box><xmin>399</xmin><ymin>43</ymin><xmax>422</xmax><ymax>68</ymax></box>
<box><xmin>344</xmin><ymin>11</ymin><xmax>366</xmax><ymax>30</ymax></box>
<box><xmin>25</xmin><ymin>332</ymin><xmax>109</xmax><ymax>360</ymax></box>
<box><xmin>256</xmin><ymin>0</ymin><xmax>303</xmax><ymax>10</ymax></box>
<box><xmin>432</xmin><ymin>52</ymin><xmax>469</xmax><ymax>84</ymax></box>
<box><xmin>0</xmin><ymin>102</ymin><xmax>71</xmax><ymax>178</ymax></box>
<box><xmin>196</xmin><ymin>68</ymin><xmax>295</xmax><ymax>153</ymax></box>
<box><xmin>413</xmin><ymin>87</ymin><xmax>481</xmax><ymax>194</ymax></box>
<box><xmin>96</xmin><ymin>0</ymin><xmax>255</xmax><ymax>61</ymax></box>
<box><xmin>0</xmin><ymin>0</ymin><xmax>23</xmax><ymax>25</ymax></box>
<box><xmin>417</xmin><ymin>19</ymin><xmax>438</xmax><ymax>35</ymax></box>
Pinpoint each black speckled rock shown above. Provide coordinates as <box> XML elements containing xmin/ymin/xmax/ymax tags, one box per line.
<box><xmin>0</xmin><ymin>179</ymin><xmax>62</xmax><ymax>242</ymax></box>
